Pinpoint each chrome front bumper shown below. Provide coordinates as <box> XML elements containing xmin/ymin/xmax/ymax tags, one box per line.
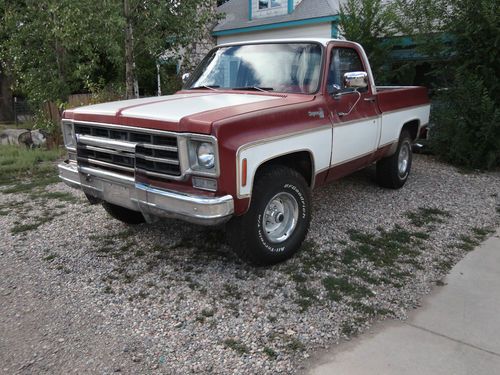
<box><xmin>58</xmin><ymin>161</ymin><xmax>234</xmax><ymax>226</ymax></box>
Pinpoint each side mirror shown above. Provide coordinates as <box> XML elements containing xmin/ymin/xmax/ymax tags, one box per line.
<box><xmin>343</xmin><ymin>71</ymin><xmax>368</xmax><ymax>90</ymax></box>
<box><xmin>182</xmin><ymin>73</ymin><xmax>190</xmax><ymax>84</ymax></box>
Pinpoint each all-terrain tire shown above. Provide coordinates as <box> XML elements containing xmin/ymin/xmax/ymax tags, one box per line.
<box><xmin>226</xmin><ymin>166</ymin><xmax>311</xmax><ymax>265</ymax></box>
<box><xmin>102</xmin><ymin>202</ymin><xmax>145</xmax><ymax>224</ymax></box>
<box><xmin>376</xmin><ymin>130</ymin><xmax>413</xmax><ymax>189</ymax></box>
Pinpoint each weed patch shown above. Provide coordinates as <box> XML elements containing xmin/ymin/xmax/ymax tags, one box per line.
<box><xmin>344</xmin><ymin>226</ymin><xmax>423</xmax><ymax>267</ymax></box>
<box><xmin>406</xmin><ymin>207</ymin><xmax>451</xmax><ymax>227</ymax></box>
<box><xmin>322</xmin><ymin>276</ymin><xmax>373</xmax><ymax>301</ymax></box>
<box><xmin>43</xmin><ymin>253</ymin><xmax>58</xmax><ymax>262</ymax></box>
<box><xmin>263</xmin><ymin>347</ymin><xmax>278</xmax><ymax>359</ymax></box>
<box><xmin>223</xmin><ymin>339</ymin><xmax>249</xmax><ymax>355</ymax></box>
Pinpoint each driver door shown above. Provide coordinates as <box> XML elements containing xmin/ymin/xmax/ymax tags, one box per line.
<box><xmin>325</xmin><ymin>43</ymin><xmax>381</xmax><ymax>181</ymax></box>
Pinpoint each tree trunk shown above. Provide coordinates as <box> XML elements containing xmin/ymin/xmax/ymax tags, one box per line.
<box><xmin>124</xmin><ymin>0</ymin><xmax>138</xmax><ymax>99</ymax></box>
<box><xmin>0</xmin><ymin>69</ymin><xmax>14</xmax><ymax>122</ymax></box>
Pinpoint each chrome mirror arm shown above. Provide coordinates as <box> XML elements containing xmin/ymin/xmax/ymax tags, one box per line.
<box><xmin>337</xmin><ymin>90</ymin><xmax>362</xmax><ymax>117</ymax></box>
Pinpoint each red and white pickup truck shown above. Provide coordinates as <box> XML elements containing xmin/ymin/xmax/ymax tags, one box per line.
<box><xmin>59</xmin><ymin>38</ymin><xmax>430</xmax><ymax>265</ymax></box>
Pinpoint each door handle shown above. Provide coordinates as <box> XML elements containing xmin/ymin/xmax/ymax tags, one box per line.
<box><xmin>364</xmin><ymin>97</ymin><xmax>376</xmax><ymax>103</ymax></box>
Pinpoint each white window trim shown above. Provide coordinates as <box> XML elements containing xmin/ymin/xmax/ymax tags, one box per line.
<box><xmin>258</xmin><ymin>0</ymin><xmax>284</xmax><ymax>10</ymax></box>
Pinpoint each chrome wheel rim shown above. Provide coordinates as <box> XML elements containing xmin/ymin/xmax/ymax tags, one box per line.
<box><xmin>263</xmin><ymin>192</ymin><xmax>299</xmax><ymax>243</ymax></box>
<box><xmin>398</xmin><ymin>142</ymin><xmax>410</xmax><ymax>177</ymax></box>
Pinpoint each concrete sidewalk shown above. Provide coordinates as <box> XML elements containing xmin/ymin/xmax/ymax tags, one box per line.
<box><xmin>306</xmin><ymin>228</ymin><xmax>500</xmax><ymax>375</ymax></box>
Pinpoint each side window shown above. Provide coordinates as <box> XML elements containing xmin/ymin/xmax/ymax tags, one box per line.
<box><xmin>328</xmin><ymin>48</ymin><xmax>366</xmax><ymax>91</ymax></box>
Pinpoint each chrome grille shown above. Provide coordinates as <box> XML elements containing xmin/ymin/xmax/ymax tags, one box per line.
<box><xmin>75</xmin><ymin>123</ymin><xmax>181</xmax><ymax>179</ymax></box>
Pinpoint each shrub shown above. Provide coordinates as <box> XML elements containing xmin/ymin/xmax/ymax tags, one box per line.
<box><xmin>430</xmin><ymin>71</ymin><xmax>500</xmax><ymax>170</ymax></box>
<box><xmin>32</xmin><ymin>111</ymin><xmax>62</xmax><ymax>149</ymax></box>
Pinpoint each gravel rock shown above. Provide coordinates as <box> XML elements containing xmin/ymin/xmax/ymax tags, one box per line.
<box><xmin>0</xmin><ymin>155</ymin><xmax>499</xmax><ymax>374</ymax></box>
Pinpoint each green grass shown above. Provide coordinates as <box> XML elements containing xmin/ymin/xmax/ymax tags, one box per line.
<box><xmin>344</xmin><ymin>226</ymin><xmax>423</xmax><ymax>267</ymax></box>
<box><xmin>322</xmin><ymin>276</ymin><xmax>374</xmax><ymax>302</ymax></box>
<box><xmin>406</xmin><ymin>207</ymin><xmax>451</xmax><ymax>227</ymax></box>
<box><xmin>43</xmin><ymin>253</ymin><xmax>58</xmax><ymax>262</ymax></box>
<box><xmin>223</xmin><ymin>339</ymin><xmax>249</xmax><ymax>355</ymax></box>
<box><xmin>295</xmin><ymin>285</ymin><xmax>318</xmax><ymax>312</ymax></box>
<box><xmin>286</xmin><ymin>337</ymin><xmax>305</xmax><ymax>352</ymax></box>
<box><xmin>10</xmin><ymin>211</ymin><xmax>58</xmax><ymax>234</ymax></box>
<box><xmin>263</xmin><ymin>347</ymin><xmax>278</xmax><ymax>360</ymax></box>
<box><xmin>32</xmin><ymin>191</ymin><xmax>79</xmax><ymax>203</ymax></box>
<box><xmin>0</xmin><ymin>145</ymin><xmax>64</xmax><ymax>185</ymax></box>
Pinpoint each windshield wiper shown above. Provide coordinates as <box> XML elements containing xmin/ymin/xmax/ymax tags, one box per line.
<box><xmin>232</xmin><ymin>86</ymin><xmax>274</xmax><ymax>92</ymax></box>
<box><xmin>189</xmin><ymin>85</ymin><xmax>220</xmax><ymax>91</ymax></box>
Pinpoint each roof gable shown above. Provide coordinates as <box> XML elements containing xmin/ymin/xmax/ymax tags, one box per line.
<box><xmin>214</xmin><ymin>0</ymin><xmax>344</xmax><ymax>33</ymax></box>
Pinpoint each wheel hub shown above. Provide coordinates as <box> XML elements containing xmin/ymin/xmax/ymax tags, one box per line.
<box><xmin>398</xmin><ymin>142</ymin><xmax>410</xmax><ymax>177</ymax></box>
<box><xmin>263</xmin><ymin>192</ymin><xmax>299</xmax><ymax>244</ymax></box>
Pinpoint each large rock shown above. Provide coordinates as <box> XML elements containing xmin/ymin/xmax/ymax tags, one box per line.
<box><xmin>0</xmin><ymin>129</ymin><xmax>31</xmax><ymax>146</ymax></box>
<box><xmin>0</xmin><ymin>129</ymin><xmax>47</xmax><ymax>147</ymax></box>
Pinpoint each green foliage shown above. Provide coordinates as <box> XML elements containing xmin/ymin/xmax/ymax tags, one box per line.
<box><xmin>430</xmin><ymin>71</ymin><xmax>500</xmax><ymax>170</ymax></box>
<box><xmin>339</xmin><ymin>0</ymin><xmax>399</xmax><ymax>83</ymax></box>
<box><xmin>86</xmin><ymin>80</ymin><xmax>125</xmax><ymax>105</ymax></box>
<box><xmin>0</xmin><ymin>1</ymin><xmax>123</xmax><ymax>105</ymax></box>
<box><xmin>31</xmin><ymin>111</ymin><xmax>58</xmax><ymax>136</ymax></box>
<box><xmin>0</xmin><ymin>0</ymin><xmax>217</xmax><ymax>103</ymax></box>
<box><xmin>410</xmin><ymin>0</ymin><xmax>500</xmax><ymax>170</ymax></box>
<box><xmin>395</xmin><ymin>0</ymin><xmax>500</xmax><ymax>170</ymax></box>
<box><xmin>444</xmin><ymin>0</ymin><xmax>500</xmax><ymax>101</ymax></box>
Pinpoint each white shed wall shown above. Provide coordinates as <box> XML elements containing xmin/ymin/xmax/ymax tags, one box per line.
<box><xmin>217</xmin><ymin>22</ymin><xmax>332</xmax><ymax>45</ymax></box>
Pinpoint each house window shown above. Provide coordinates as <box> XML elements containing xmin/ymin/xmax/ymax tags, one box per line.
<box><xmin>259</xmin><ymin>0</ymin><xmax>283</xmax><ymax>9</ymax></box>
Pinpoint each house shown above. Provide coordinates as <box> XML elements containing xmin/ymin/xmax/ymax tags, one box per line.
<box><xmin>213</xmin><ymin>0</ymin><xmax>345</xmax><ymax>45</ymax></box>
<box><xmin>211</xmin><ymin>0</ymin><xmax>437</xmax><ymax>86</ymax></box>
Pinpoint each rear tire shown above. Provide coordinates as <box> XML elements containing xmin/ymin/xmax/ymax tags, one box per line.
<box><xmin>376</xmin><ymin>130</ymin><xmax>413</xmax><ymax>189</ymax></box>
<box><xmin>226</xmin><ymin>166</ymin><xmax>311</xmax><ymax>266</ymax></box>
<box><xmin>102</xmin><ymin>202</ymin><xmax>145</xmax><ymax>224</ymax></box>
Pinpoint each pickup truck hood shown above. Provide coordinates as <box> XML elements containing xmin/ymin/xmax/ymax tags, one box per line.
<box><xmin>63</xmin><ymin>92</ymin><xmax>312</xmax><ymax>134</ymax></box>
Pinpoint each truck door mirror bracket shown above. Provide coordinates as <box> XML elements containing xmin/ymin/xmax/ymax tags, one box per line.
<box><xmin>328</xmin><ymin>84</ymin><xmax>342</xmax><ymax>99</ymax></box>
<box><xmin>337</xmin><ymin>91</ymin><xmax>362</xmax><ymax>117</ymax></box>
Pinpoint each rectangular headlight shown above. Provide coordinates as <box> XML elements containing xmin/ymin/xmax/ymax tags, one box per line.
<box><xmin>187</xmin><ymin>137</ymin><xmax>219</xmax><ymax>176</ymax></box>
<box><xmin>62</xmin><ymin>122</ymin><xmax>76</xmax><ymax>150</ymax></box>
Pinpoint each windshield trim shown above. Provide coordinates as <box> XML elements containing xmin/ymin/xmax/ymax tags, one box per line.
<box><xmin>184</xmin><ymin>41</ymin><xmax>325</xmax><ymax>95</ymax></box>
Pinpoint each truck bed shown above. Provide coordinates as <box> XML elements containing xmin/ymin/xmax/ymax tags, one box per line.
<box><xmin>376</xmin><ymin>86</ymin><xmax>429</xmax><ymax>113</ymax></box>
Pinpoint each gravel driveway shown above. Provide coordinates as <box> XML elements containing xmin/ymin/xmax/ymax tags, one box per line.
<box><xmin>1</xmin><ymin>154</ymin><xmax>499</xmax><ymax>374</ymax></box>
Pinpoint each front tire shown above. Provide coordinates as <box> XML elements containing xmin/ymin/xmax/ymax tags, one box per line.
<box><xmin>227</xmin><ymin>166</ymin><xmax>311</xmax><ymax>265</ymax></box>
<box><xmin>102</xmin><ymin>202</ymin><xmax>145</xmax><ymax>224</ymax></box>
<box><xmin>376</xmin><ymin>130</ymin><xmax>413</xmax><ymax>189</ymax></box>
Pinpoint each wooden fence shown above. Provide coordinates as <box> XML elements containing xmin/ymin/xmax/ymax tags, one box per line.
<box><xmin>42</xmin><ymin>93</ymin><xmax>93</xmax><ymax>124</ymax></box>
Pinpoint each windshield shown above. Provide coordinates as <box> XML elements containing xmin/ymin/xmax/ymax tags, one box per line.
<box><xmin>187</xmin><ymin>43</ymin><xmax>323</xmax><ymax>94</ymax></box>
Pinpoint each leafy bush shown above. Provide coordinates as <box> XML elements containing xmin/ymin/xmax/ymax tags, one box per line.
<box><xmin>430</xmin><ymin>71</ymin><xmax>500</xmax><ymax>170</ymax></box>
<box><xmin>31</xmin><ymin>111</ymin><xmax>62</xmax><ymax>149</ymax></box>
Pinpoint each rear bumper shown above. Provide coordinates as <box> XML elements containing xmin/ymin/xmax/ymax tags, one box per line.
<box><xmin>58</xmin><ymin>161</ymin><xmax>234</xmax><ymax>226</ymax></box>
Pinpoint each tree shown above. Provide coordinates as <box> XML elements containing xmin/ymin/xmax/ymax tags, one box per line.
<box><xmin>338</xmin><ymin>0</ymin><xmax>398</xmax><ymax>83</ymax></box>
<box><xmin>0</xmin><ymin>0</ymin><xmax>123</xmax><ymax>105</ymax></box>
<box><xmin>0</xmin><ymin>0</ymin><xmax>218</xmax><ymax>103</ymax></box>
<box><xmin>120</xmin><ymin>0</ymin><xmax>217</xmax><ymax>98</ymax></box>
